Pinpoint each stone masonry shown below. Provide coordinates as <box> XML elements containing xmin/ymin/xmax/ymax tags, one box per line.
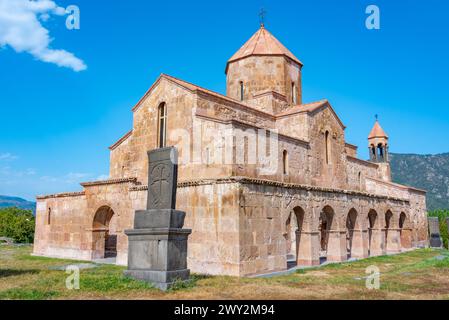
<box><xmin>33</xmin><ymin>25</ymin><xmax>429</xmax><ymax>277</ymax></box>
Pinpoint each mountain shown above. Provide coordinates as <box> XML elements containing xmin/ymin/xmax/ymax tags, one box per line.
<box><xmin>389</xmin><ymin>153</ymin><xmax>449</xmax><ymax>211</ymax></box>
<box><xmin>0</xmin><ymin>195</ymin><xmax>36</xmax><ymax>212</ymax></box>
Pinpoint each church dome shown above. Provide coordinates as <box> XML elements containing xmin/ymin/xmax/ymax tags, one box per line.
<box><xmin>225</xmin><ymin>25</ymin><xmax>303</xmax><ymax>74</ymax></box>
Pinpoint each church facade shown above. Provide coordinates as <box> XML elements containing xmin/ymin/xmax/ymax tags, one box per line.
<box><xmin>33</xmin><ymin>25</ymin><xmax>428</xmax><ymax>276</ymax></box>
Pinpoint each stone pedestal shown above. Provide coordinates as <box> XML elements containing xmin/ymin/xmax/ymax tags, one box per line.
<box><xmin>296</xmin><ymin>231</ymin><xmax>320</xmax><ymax>266</ymax></box>
<box><xmin>124</xmin><ymin>147</ymin><xmax>191</xmax><ymax>290</ymax></box>
<box><xmin>350</xmin><ymin>229</ymin><xmax>369</xmax><ymax>259</ymax></box>
<box><xmin>124</xmin><ymin>209</ymin><xmax>191</xmax><ymax>290</ymax></box>
<box><xmin>369</xmin><ymin>228</ymin><xmax>385</xmax><ymax>256</ymax></box>
<box><xmin>385</xmin><ymin>228</ymin><xmax>401</xmax><ymax>254</ymax></box>
<box><xmin>326</xmin><ymin>230</ymin><xmax>347</xmax><ymax>262</ymax></box>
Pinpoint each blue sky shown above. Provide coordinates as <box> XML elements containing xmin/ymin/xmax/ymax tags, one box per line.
<box><xmin>0</xmin><ymin>0</ymin><xmax>448</xmax><ymax>200</ymax></box>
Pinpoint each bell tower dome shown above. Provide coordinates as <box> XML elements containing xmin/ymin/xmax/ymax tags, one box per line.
<box><xmin>368</xmin><ymin>119</ymin><xmax>389</xmax><ymax>162</ymax></box>
<box><xmin>225</xmin><ymin>25</ymin><xmax>303</xmax><ymax>108</ymax></box>
<box><xmin>368</xmin><ymin>118</ymin><xmax>392</xmax><ymax>182</ymax></box>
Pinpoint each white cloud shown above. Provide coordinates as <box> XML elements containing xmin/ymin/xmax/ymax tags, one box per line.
<box><xmin>0</xmin><ymin>0</ymin><xmax>87</xmax><ymax>72</ymax></box>
<box><xmin>0</xmin><ymin>153</ymin><xmax>18</xmax><ymax>161</ymax></box>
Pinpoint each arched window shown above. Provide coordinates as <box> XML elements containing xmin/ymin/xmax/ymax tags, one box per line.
<box><xmin>158</xmin><ymin>102</ymin><xmax>167</xmax><ymax>148</ymax></box>
<box><xmin>47</xmin><ymin>207</ymin><xmax>51</xmax><ymax>225</ymax></box>
<box><xmin>377</xmin><ymin>144</ymin><xmax>384</xmax><ymax>160</ymax></box>
<box><xmin>358</xmin><ymin>172</ymin><xmax>362</xmax><ymax>190</ymax></box>
<box><xmin>325</xmin><ymin>131</ymin><xmax>331</xmax><ymax>164</ymax></box>
<box><xmin>240</xmin><ymin>81</ymin><xmax>244</xmax><ymax>101</ymax></box>
<box><xmin>371</xmin><ymin>145</ymin><xmax>376</xmax><ymax>161</ymax></box>
<box><xmin>283</xmin><ymin>150</ymin><xmax>289</xmax><ymax>175</ymax></box>
<box><xmin>292</xmin><ymin>82</ymin><xmax>297</xmax><ymax>104</ymax></box>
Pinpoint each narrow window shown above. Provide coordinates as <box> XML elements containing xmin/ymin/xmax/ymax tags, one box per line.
<box><xmin>283</xmin><ymin>150</ymin><xmax>289</xmax><ymax>175</ymax></box>
<box><xmin>325</xmin><ymin>131</ymin><xmax>330</xmax><ymax>164</ymax></box>
<box><xmin>292</xmin><ymin>82</ymin><xmax>297</xmax><ymax>104</ymax></box>
<box><xmin>158</xmin><ymin>102</ymin><xmax>167</xmax><ymax>148</ymax></box>
<box><xmin>377</xmin><ymin>144</ymin><xmax>384</xmax><ymax>160</ymax></box>
<box><xmin>240</xmin><ymin>81</ymin><xmax>244</xmax><ymax>101</ymax></box>
<box><xmin>47</xmin><ymin>207</ymin><xmax>51</xmax><ymax>225</ymax></box>
<box><xmin>358</xmin><ymin>172</ymin><xmax>362</xmax><ymax>190</ymax></box>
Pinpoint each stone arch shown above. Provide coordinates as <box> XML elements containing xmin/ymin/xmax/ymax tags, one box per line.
<box><xmin>284</xmin><ymin>206</ymin><xmax>305</xmax><ymax>267</ymax></box>
<box><xmin>319</xmin><ymin>205</ymin><xmax>335</xmax><ymax>257</ymax></box>
<box><xmin>346</xmin><ymin>208</ymin><xmax>359</xmax><ymax>258</ymax></box>
<box><xmin>92</xmin><ymin>205</ymin><xmax>118</xmax><ymax>259</ymax></box>
<box><xmin>367</xmin><ymin>209</ymin><xmax>379</xmax><ymax>255</ymax></box>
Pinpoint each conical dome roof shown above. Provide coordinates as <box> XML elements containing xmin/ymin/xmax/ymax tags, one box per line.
<box><xmin>226</xmin><ymin>25</ymin><xmax>302</xmax><ymax>73</ymax></box>
<box><xmin>368</xmin><ymin>121</ymin><xmax>388</xmax><ymax>139</ymax></box>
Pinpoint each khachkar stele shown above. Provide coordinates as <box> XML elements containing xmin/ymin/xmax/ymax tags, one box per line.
<box><xmin>428</xmin><ymin>217</ymin><xmax>442</xmax><ymax>248</ymax></box>
<box><xmin>124</xmin><ymin>147</ymin><xmax>191</xmax><ymax>290</ymax></box>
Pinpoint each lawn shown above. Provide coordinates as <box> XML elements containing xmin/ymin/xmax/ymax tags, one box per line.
<box><xmin>1</xmin><ymin>245</ymin><xmax>449</xmax><ymax>300</ymax></box>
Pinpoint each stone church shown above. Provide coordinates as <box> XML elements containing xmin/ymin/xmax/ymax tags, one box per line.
<box><xmin>33</xmin><ymin>25</ymin><xmax>428</xmax><ymax>276</ymax></box>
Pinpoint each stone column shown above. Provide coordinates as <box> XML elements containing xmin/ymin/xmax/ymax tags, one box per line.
<box><xmin>369</xmin><ymin>228</ymin><xmax>385</xmax><ymax>256</ymax></box>
<box><xmin>385</xmin><ymin>228</ymin><xmax>401</xmax><ymax>254</ymax></box>
<box><xmin>350</xmin><ymin>229</ymin><xmax>369</xmax><ymax>259</ymax></box>
<box><xmin>400</xmin><ymin>228</ymin><xmax>413</xmax><ymax>250</ymax></box>
<box><xmin>91</xmin><ymin>229</ymin><xmax>107</xmax><ymax>260</ymax></box>
<box><xmin>326</xmin><ymin>230</ymin><xmax>347</xmax><ymax>262</ymax></box>
<box><xmin>296</xmin><ymin>230</ymin><xmax>320</xmax><ymax>266</ymax></box>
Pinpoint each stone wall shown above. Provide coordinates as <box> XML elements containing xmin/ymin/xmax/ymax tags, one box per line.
<box><xmin>226</xmin><ymin>56</ymin><xmax>302</xmax><ymax>107</ymax></box>
<box><xmin>237</xmin><ymin>179</ymin><xmax>416</xmax><ymax>276</ymax></box>
<box><xmin>346</xmin><ymin>156</ymin><xmax>380</xmax><ymax>191</ymax></box>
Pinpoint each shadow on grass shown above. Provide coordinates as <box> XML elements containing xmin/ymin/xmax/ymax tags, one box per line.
<box><xmin>0</xmin><ymin>268</ymin><xmax>39</xmax><ymax>278</ymax></box>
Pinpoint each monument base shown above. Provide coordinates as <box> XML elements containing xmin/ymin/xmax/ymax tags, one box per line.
<box><xmin>124</xmin><ymin>209</ymin><xmax>191</xmax><ymax>291</ymax></box>
<box><xmin>124</xmin><ymin>269</ymin><xmax>190</xmax><ymax>291</ymax></box>
<box><xmin>430</xmin><ymin>236</ymin><xmax>443</xmax><ymax>248</ymax></box>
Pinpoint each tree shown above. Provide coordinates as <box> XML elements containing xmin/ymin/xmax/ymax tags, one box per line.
<box><xmin>0</xmin><ymin>207</ymin><xmax>35</xmax><ymax>243</ymax></box>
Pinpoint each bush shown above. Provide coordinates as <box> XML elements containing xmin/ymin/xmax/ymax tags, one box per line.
<box><xmin>0</xmin><ymin>207</ymin><xmax>35</xmax><ymax>243</ymax></box>
<box><xmin>428</xmin><ymin>210</ymin><xmax>449</xmax><ymax>249</ymax></box>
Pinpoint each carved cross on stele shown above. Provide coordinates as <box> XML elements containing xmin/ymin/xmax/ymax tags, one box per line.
<box><xmin>149</xmin><ymin>163</ymin><xmax>171</xmax><ymax>208</ymax></box>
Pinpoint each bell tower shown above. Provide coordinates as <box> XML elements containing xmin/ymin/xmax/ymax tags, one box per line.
<box><xmin>225</xmin><ymin>24</ymin><xmax>303</xmax><ymax>112</ymax></box>
<box><xmin>368</xmin><ymin>118</ymin><xmax>391</xmax><ymax>181</ymax></box>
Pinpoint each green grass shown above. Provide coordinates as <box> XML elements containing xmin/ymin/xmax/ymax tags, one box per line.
<box><xmin>1</xmin><ymin>245</ymin><xmax>449</xmax><ymax>300</ymax></box>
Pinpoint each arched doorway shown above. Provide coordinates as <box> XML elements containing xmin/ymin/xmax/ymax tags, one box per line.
<box><xmin>346</xmin><ymin>209</ymin><xmax>358</xmax><ymax>258</ymax></box>
<box><xmin>284</xmin><ymin>206</ymin><xmax>305</xmax><ymax>268</ymax></box>
<box><xmin>319</xmin><ymin>206</ymin><xmax>335</xmax><ymax>262</ymax></box>
<box><xmin>92</xmin><ymin>206</ymin><xmax>117</xmax><ymax>259</ymax></box>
